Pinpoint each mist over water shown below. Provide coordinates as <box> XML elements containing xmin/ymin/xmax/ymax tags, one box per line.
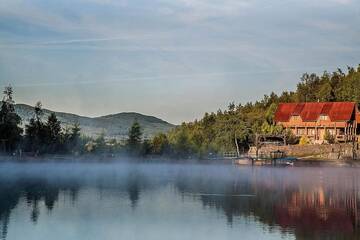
<box><xmin>0</xmin><ymin>162</ymin><xmax>360</xmax><ymax>240</ymax></box>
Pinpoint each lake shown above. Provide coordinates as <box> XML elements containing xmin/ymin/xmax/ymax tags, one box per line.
<box><xmin>0</xmin><ymin>162</ymin><xmax>359</xmax><ymax>240</ymax></box>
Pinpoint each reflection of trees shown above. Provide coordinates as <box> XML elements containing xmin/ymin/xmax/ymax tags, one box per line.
<box><xmin>0</xmin><ymin>184</ymin><xmax>21</xmax><ymax>240</ymax></box>
<box><xmin>174</xmin><ymin>169</ymin><xmax>360</xmax><ymax>239</ymax></box>
<box><xmin>275</xmin><ymin>186</ymin><xmax>360</xmax><ymax>240</ymax></box>
<box><xmin>21</xmin><ymin>179</ymin><xmax>79</xmax><ymax>223</ymax></box>
<box><xmin>1</xmin><ymin>166</ymin><xmax>360</xmax><ymax>240</ymax></box>
<box><xmin>0</xmin><ymin>178</ymin><xmax>79</xmax><ymax>239</ymax></box>
<box><xmin>0</xmin><ymin>170</ymin><xmax>150</xmax><ymax>239</ymax></box>
<box><xmin>126</xmin><ymin>173</ymin><xmax>141</xmax><ymax>209</ymax></box>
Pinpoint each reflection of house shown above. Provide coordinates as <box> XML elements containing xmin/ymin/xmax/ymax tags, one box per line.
<box><xmin>274</xmin><ymin>102</ymin><xmax>360</xmax><ymax>142</ymax></box>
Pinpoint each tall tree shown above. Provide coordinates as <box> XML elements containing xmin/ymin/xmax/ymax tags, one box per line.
<box><xmin>34</xmin><ymin>101</ymin><xmax>43</xmax><ymax>123</ymax></box>
<box><xmin>151</xmin><ymin>133</ymin><xmax>170</xmax><ymax>155</ymax></box>
<box><xmin>0</xmin><ymin>85</ymin><xmax>22</xmax><ymax>152</ymax></box>
<box><xmin>24</xmin><ymin>101</ymin><xmax>46</xmax><ymax>153</ymax></box>
<box><xmin>69</xmin><ymin>123</ymin><xmax>81</xmax><ymax>151</ymax></box>
<box><xmin>127</xmin><ymin>121</ymin><xmax>142</xmax><ymax>155</ymax></box>
<box><xmin>45</xmin><ymin>113</ymin><xmax>62</xmax><ymax>152</ymax></box>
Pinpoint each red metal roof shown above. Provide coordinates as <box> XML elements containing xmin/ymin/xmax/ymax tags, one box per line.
<box><xmin>274</xmin><ymin>103</ymin><xmax>298</xmax><ymax>122</ymax></box>
<box><xmin>356</xmin><ymin>112</ymin><xmax>360</xmax><ymax>124</ymax></box>
<box><xmin>300</xmin><ymin>102</ymin><xmax>325</xmax><ymax>121</ymax></box>
<box><xmin>274</xmin><ymin>102</ymin><xmax>357</xmax><ymax>122</ymax></box>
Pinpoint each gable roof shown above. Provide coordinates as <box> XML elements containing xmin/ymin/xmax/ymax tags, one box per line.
<box><xmin>274</xmin><ymin>102</ymin><xmax>357</xmax><ymax>122</ymax></box>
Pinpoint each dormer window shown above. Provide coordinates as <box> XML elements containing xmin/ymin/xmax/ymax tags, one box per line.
<box><xmin>290</xmin><ymin>115</ymin><xmax>301</xmax><ymax>121</ymax></box>
<box><xmin>319</xmin><ymin>115</ymin><xmax>328</xmax><ymax>121</ymax></box>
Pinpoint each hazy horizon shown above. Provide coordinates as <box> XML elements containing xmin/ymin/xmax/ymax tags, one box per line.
<box><xmin>1</xmin><ymin>0</ymin><xmax>359</xmax><ymax>124</ymax></box>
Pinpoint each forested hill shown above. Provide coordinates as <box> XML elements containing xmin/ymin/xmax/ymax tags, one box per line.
<box><xmin>15</xmin><ymin>104</ymin><xmax>174</xmax><ymax>139</ymax></box>
<box><xmin>164</xmin><ymin>65</ymin><xmax>360</xmax><ymax>158</ymax></box>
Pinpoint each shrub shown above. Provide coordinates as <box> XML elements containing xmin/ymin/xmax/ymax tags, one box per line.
<box><xmin>324</xmin><ymin>130</ymin><xmax>335</xmax><ymax>144</ymax></box>
<box><xmin>285</xmin><ymin>129</ymin><xmax>299</xmax><ymax>145</ymax></box>
<box><xmin>299</xmin><ymin>135</ymin><xmax>310</xmax><ymax>145</ymax></box>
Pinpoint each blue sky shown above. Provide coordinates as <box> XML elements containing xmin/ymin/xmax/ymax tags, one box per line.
<box><xmin>0</xmin><ymin>0</ymin><xmax>359</xmax><ymax>123</ymax></box>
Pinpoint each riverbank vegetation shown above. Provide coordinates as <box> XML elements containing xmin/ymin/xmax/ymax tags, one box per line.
<box><xmin>1</xmin><ymin>64</ymin><xmax>360</xmax><ymax>159</ymax></box>
<box><xmin>151</xmin><ymin>64</ymin><xmax>360</xmax><ymax>158</ymax></box>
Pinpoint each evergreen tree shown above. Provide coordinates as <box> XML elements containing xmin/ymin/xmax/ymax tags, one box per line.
<box><xmin>69</xmin><ymin>123</ymin><xmax>81</xmax><ymax>153</ymax></box>
<box><xmin>127</xmin><ymin>121</ymin><xmax>142</xmax><ymax>155</ymax></box>
<box><xmin>0</xmin><ymin>86</ymin><xmax>22</xmax><ymax>153</ymax></box>
<box><xmin>45</xmin><ymin>113</ymin><xmax>62</xmax><ymax>152</ymax></box>
<box><xmin>24</xmin><ymin>102</ymin><xmax>46</xmax><ymax>154</ymax></box>
<box><xmin>34</xmin><ymin>101</ymin><xmax>43</xmax><ymax>123</ymax></box>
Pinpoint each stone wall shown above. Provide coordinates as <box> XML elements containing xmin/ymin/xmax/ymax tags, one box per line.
<box><xmin>248</xmin><ymin>143</ymin><xmax>359</xmax><ymax>160</ymax></box>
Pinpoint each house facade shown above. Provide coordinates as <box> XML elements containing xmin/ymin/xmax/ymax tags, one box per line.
<box><xmin>274</xmin><ymin>102</ymin><xmax>360</xmax><ymax>142</ymax></box>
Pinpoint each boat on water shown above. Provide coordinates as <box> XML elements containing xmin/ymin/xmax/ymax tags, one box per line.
<box><xmin>234</xmin><ymin>156</ymin><xmax>297</xmax><ymax>166</ymax></box>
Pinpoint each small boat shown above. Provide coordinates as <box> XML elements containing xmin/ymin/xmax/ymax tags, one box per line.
<box><xmin>276</xmin><ymin>157</ymin><xmax>297</xmax><ymax>166</ymax></box>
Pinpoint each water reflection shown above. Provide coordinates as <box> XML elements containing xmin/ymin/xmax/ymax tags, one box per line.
<box><xmin>0</xmin><ymin>163</ymin><xmax>359</xmax><ymax>239</ymax></box>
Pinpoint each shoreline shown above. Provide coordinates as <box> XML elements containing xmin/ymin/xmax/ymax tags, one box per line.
<box><xmin>0</xmin><ymin>154</ymin><xmax>359</xmax><ymax>167</ymax></box>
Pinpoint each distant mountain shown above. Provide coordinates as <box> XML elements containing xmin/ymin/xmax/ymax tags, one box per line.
<box><xmin>15</xmin><ymin>104</ymin><xmax>175</xmax><ymax>139</ymax></box>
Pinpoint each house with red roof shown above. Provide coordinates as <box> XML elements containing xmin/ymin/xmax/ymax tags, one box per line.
<box><xmin>274</xmin><ymin>102</ymin><xmax>360</xmax><ymax>143</ymax></box>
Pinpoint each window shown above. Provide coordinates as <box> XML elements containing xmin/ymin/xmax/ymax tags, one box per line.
<box><xmin>319</xmin><ymin>115</ymin><xmax>328</xmax><ymax>121</ymax></box>
<box><xmin>309</xmin><ymin>128</ymin><xmax>316</xmax><ymax>135</ymax></box>
<box><xmin>290</xmin><ymin>115</ymin><xmax>301</xmax><ymax>121</ymax></box>
<box><xmin>297</xmin><ymin>128</ymin><xmax>305</xmax><ymax>135</ymax></box>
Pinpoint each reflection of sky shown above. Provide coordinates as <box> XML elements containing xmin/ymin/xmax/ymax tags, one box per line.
<box><xmin>8</xmin><ymin>187</ymin><xmax>290</xmax><ymax>240</ymax></box>
<box><xmin>2</xmin><ymin>163</ymin><xmax>360</xmax><ymax>239</ymax></box>
<box><xmin>0</xmin><ymin>0</ymin><xmax>359</xmax><ymax>123</ymax></box>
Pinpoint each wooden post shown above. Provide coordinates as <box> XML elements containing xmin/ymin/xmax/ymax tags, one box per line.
<box><xmin>255</xmin><ymin>133</ymin><xmax>259</xmax><ymax>161</ymax></box>
<box><xmin>352</xmin><ymin>137</ymin><xmax>356</xmax><ymax>160</ymax></box>
<box><xmin>345</xmin><ymin>126</ymin><xmax>348</xmax><ymax>142</ymax></box>
<box><xmin>234</xmin><ymin>133</ymin><xmax>240</xmax><ymax>158</ymax></box>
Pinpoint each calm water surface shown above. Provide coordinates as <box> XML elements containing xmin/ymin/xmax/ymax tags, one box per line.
<box><xmin>0</xmin><ymin>162</ymin><xmax>359</xmax><ymax>240</ymax></box>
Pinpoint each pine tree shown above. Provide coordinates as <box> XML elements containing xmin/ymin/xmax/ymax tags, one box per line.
<box><xmin>127</xmin><ymin>121</ymin><xmax>142</xmax><ymax>155</ymax></box>
<box><xmin>0</xmin><ymin>85</ymin><xmax>23</xmax><ymax>153</ymax></box>
<box><xmin>25</xmin><ymin>101</ymin><xmax>46</xmax><ymax>153</ymax></box>
<box><xmin>46</xmin><ymin>113</ymin><xmax>62</xmax><ymax>152</ymax></box>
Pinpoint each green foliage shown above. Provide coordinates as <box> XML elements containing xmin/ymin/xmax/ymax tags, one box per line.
<box><xmin>160</xmin><ymin>65</ymin><xmax>360</xmax><ymax>158</ymax></box>
<box><xmin>46</xmin><ymin>113</ymin><xmax>62</xmax><ymax>152</ymax></box>
<box><xmin>284</xmin><ymin>129</ymin><xmax>299</xmax><ymax>145</ymax></box>
<box><xmin>170</xmin><ymin>127</ymin><xmax>194</xmax><ymax>158</ymax></box>
<box><xmin>141</xmin><ymin>139</ymin><xmax>152</xmax><ymax>156</ymax></box>
<box><xmin>3</xmin><ymin>63</ymin><xmax>360</xmax><ymax>158</ymax></box>
<box><xmin>69</xmin><ymin>122</ymin><xmax>81</xmax><ymax>152</ymax></box>
<box><xmin>261</xmin><ymin>122</ymin><xmax>283</xmax><ymax>135</ymax></box>
<box><xmin>24</xmin><ymin>102</ymin><xmax>88</xmax><ymax>155</ymax></box>
<box><xmin>151</xmin><ymin>133</ymin><xmax>170</xmax><ymax>155</ymax></box>
<box><xmin>127</xmin><ymin>121</ymin><xmax>143</xmax><ymax>155</ymax></box>
<box><xmin>324</xmin><ymin>130</ymin><xmax>335</xmax><ymax>144</ymax></box>
<box><xmin>0</xmin><ymin>85</ymin><xmax>23</xmax><ymax>152</ymax></box>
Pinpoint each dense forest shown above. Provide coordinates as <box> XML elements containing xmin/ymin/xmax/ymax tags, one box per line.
<box><xmin>1</xmin><ymin>64</ymin><xmax>360</xmax><ymax>159</ymax></box>
<box><xmin>151</xmin><ymin>65</ymin><xmax>360</xmax><ymax>158</ymax></box>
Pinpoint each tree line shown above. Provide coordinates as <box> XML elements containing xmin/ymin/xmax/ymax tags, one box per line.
<box><xmin>0</xmin><ymin>85</ymin><xmax>147</xmax><ymax>157</ymax></box>
<box><xmin>149</xmin><ymin>64</ymin><xmax>360</xmax><ymax>159</ymax></box>
<box><xmin>1</xmin><ymin>64</ymin><xmax>360</xmax><ymax>159</ymax></box>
